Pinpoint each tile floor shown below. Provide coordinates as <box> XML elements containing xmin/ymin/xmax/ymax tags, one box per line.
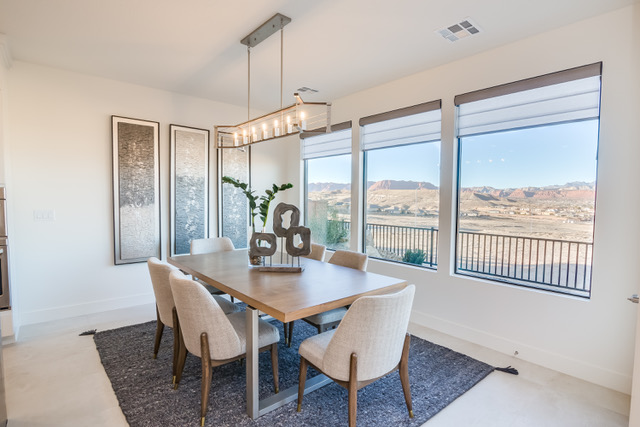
<box><xmin>1</xmin><ymin>304</ymin><xmax>631</xmax><ymax>426</ymax></box>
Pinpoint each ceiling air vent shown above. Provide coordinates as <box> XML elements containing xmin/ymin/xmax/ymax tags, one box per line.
<box><xmin>436</xmin><ymin>18</ymin><xmax>481</xmax><ymax>42</ymax></box>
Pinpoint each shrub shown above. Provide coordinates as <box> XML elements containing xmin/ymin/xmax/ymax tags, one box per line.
<box><xmin>402</xmin><ymin>249</ymin><xmax>425</xmax><ymax>265</ymax></box>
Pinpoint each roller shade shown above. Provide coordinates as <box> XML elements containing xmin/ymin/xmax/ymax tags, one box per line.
<box><xmin>456</xmin><ymin>63</ymin><xmax>602</xmax><ymax>137</ymax></box>
<box><xmin>301</xmin><ymin>126</ymin><xmax>352</xmax><ymax>159</ymax></box>
<box><xmin>361</xmin><ymin>102</ymin><xmax>441</xmax><ymax>151</ymax></box>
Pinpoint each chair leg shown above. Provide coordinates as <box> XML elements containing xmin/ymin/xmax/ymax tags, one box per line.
<box><xmin>270</xmin><ymin>343</ymin><xmax>279</xmax><ymax>393</ymax></box>
<box><xmin>153</xmin><ymin>307</ymin><xmax>164</xmax><ymax>359</ymax></box>
<box><xmin>287</xmin><ymin>321</ymin><xmax>294</xmax><ymax>347</ymax></box>
<box><xmin>200</xmin><ymin>333</ymin><xmax>212</xmax><ymax>427</ymax></box>
<box><xmin>348</xmin><ymin>353</ymin><xmax>358</xmax><ymax>427</ymax></box>
<box><xmin>174</xmin><ymin>326</ymin><xmax>188</xmax><ymax>390</ymax></box>
<box><xmin>171</xmin><ymin>308</ymin><xmax>180</xmax><ymax>385</ymax></box>
<box><xmin>297</xmin><ymin>356</ymin><xmax>308</xmax><ymax>412</ymax></box>
<box><xmin>399</xmin><ymin>333</ymin><xmax>414</xmax><ymax>418</ymax></box>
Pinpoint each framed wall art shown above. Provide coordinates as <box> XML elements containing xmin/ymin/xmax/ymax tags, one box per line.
<box><xmin>219</xmin><ymin>145</ymin><xmax>250</xmax><ymax>249</ymax></box>
<box><xmin>112</xmin><ymin>116</ymin><xmax>161</xmax><ymax>265</ymax></box>
<box><xmin>170</xmin><ymin>124</ymin><xmax>210</xmax><ymax>256</ymax></box>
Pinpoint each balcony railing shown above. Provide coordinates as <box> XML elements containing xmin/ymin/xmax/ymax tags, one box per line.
<box><xmin>326</xmin><ymin>220</ymin><xmax>593</xmax><ymax>296</ymax></box>
<box><xmin>457</xmin><ymin>231</ymin><xmax>592</xmax><ymax>296</ymax></box>
<box><xmin>366</xmin><ymin>223</ymin><xmax>438</xmax><ymax>267</ymax></box>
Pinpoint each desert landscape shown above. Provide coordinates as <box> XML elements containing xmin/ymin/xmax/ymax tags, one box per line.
<box><xmin>308</xmin><ymin>179</ymin><xmax>596</xmax><ymax>243</ymax></box>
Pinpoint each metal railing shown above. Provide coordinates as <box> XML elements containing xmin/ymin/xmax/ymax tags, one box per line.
<box><xmin>326</xmin><ymin>220</ymin><xmax>593</xmax><ymax>295</ymax></box>
<box><xmin>366</xmin><ymin>223</ymin><xmax>438</xmax><ymax>267</ymax></box>
<box><xmin>456</xmin><ymin>231</ymin><xmax>592</xmax><ymax>295</ymax></box>
<box><xmin>325</xmin><ymin>220</ymin><xmax>438</xmax><ymax>267</ymax></box>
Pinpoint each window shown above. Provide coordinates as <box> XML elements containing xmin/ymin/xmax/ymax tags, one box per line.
<box><xmin>302</xmin><ymin>123</ymin><xmax>352</xmax><ymax>250</ymax></box>
<box><xmin>454</xmin><ymin>63</ymin><xmax>602</xmax><ymax>297</ymax></box>
<box><xmin>361</xmin><ymin>101</ymin><xmax>441</xmax><ymax>267</ymax></box>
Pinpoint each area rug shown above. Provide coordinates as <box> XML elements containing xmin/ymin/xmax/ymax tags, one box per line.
<box><xmin>94</xmin><ymin>319</ymin><xmax>494</xmax><ymax>426</ymax></box>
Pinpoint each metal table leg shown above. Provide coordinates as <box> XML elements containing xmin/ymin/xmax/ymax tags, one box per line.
<box><xmin>246</xmin><ymin>306</ymin><xmax>259</xmax><ymax>419</ymax></box>
<box><xmin>246</xmin><ymin>307</ymin><xmax>332</xmax><ymax>419</ymax></box>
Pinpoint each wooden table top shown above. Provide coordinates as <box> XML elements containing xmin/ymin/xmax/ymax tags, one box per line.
<box><xmin>168</xmin><ymin>250</ymin><xmax>408</xmax><ymax>323</ymax></box>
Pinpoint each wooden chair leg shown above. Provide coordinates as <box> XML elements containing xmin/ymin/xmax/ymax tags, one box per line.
<box><xmin>171</xmin><ymin>308</ymin><xmax>180</xmax><ymax>385</ymax></box>
<box><xmin>297</xmin><ymin>356</ymin><xmax>308</xmax><ymax>412</ymax></box>
<box><xmin>200</xmin><ymin>333</ymin><xmax>212</xmax><ymax>427</ymax></box>
<box><xmin>153</xmin><ymin>307</ymin><xmax>164</xmax><ymax>359</ymax></box>
<box><xmin>174</xmin><ymin>325</ymin><xmax>188</xmax><ymax>389</ymax></box>
<box><xmin>348</xmin><ymin>353</ymin><xmax>358</xmax><ymax>427</ymax></box>
<box><xmin>287</xmin><ymin>321</ymin><xmax>294</xmax><ymax>347</ymax></box>
<box><xmin>399</xmin><ymin>333</ymin><xmax>414</xmax><ymax>418</ymax></box>
<box><xmin>270</xmin><ymin>343</ymin><xmax>279</xmax><ymax>393</ymax></box>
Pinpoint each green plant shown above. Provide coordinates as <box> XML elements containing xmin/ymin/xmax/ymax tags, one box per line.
<box><xmin>325</xmin><ymin>210</ymin><xmax>349</xmax><ymax>246</ymax></box>
<box><xmin>402</xmin><ymin>249</ymin><xmax>425</xmax><ymax>265</ymax></box>
<box><xmin>222</xmin><ymin>176</ymin><xmax>293</xmax><ymax>232</ymax></box>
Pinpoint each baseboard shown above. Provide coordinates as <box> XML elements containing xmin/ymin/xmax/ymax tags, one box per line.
<box><xmin>411</xmin><ymin>309</ymin><xmax>632</xmax><ymax>394</ymax></box>
<box><xmin>18</xmin><ymin>293</ymin><xmax>155</xmax><ymax>326</ymax></box>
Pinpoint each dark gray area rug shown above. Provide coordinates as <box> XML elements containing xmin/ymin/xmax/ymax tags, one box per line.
<box><xmin>94</xmin><ymin>319</ymin><xmax>494</xmax><ymax>426</ymax></box>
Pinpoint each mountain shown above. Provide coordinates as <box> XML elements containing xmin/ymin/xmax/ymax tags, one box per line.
<box><xmin>462</xmin><ymin>182</ymin><xmax>595</xmax><ymax>199</ymax></box>
<box><xmin>308</xmin><ymin>180</ymin><xmax>595</xmax><ymax>199</ymax></box>
<box><xmin>367</xmin><ymin>180</ymin><xmax>439</xmax><ymax>191</ymax></box>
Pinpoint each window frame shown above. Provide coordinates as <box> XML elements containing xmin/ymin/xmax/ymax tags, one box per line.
<box><xmin>359</xmin><ymin>100</ymin><xmax>442</xmax><ymax>269</ymax></box>
<box><xmin>302</xmin><ymin>123</ymin><xmax>353</xmax><ymax>251</ymax></box>
<box><xmin>453</xmin><ymin>63</ymin><xmax>602</xmax><ymax>298</ymax></box>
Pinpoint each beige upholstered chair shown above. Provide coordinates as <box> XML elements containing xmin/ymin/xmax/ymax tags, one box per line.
<box><xmin>287</xmin><ymin>250</ymin><xmax>368</xmax><ymax>346</ymax></box>
<box><xmin>297</xmin><ymin>284</ymin><xmax>416</xmax><ymax>426</ymax></box>
<box><xmin>301</xmin><ymin>250</ymin><xmax>368</xmax><ymax>333</ymax></box>
<box><xmin>169</xmin><ymin>270</ymin><xmax>280</xmax><ymax>426</ymax></box>
<box><xmin>283</xmin><ymin>243</ymin><xmax>328</xmax><ymax>345</ymax></box>
<box><xmin>302</xmin><ymin>243</ymin><xmax>327</xmax><ymax>261</ymax></box>
<box><xmin>190</xmin><ymin>237</ymin><xmax>235</xmax><ymax>299</ymax></box>
<box><xmin>147</xmin><ymin>257</ymin><xmax>239</xmax><ymax>385</ymax></box>
<box><xmin>190</xmin><ymin>236</ymin><xmax>235</xmax><ymax>254</ymax></box>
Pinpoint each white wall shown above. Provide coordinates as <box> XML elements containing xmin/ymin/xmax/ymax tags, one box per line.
<box><xmin>325</xmin><ymin>6</ymin><xmax>640</xmax><ymax>393</ymax></box>
<box><xmin>6</xmin><ymin>62</ymin><xmax>247</xmax><ymax>327</ymax></box>
<box><xmin>249</xmin><ymin>134</ymin><xmax>301</xmax><ymax>233</ymax></box>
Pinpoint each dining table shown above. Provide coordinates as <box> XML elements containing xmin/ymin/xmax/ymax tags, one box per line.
<box><xmin>168</xmin><ymin>249</ymin><xmax>408</xmax><ymax>419</ymax></box>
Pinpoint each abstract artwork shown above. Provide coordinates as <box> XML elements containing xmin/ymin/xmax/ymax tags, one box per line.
<box><xmin>170</xmin><ymin>125</ymin><xmax>210</xmax><ymax>255</ymax></box>
<box><xmin>220</xmin><ymin>146</ymin><xmax>250</xmax><ymax>249</ymax></box>
<box><xmin>112</xmin><ymin>116</ymin><xmax>160</xmax><ymax>265</ymax></box>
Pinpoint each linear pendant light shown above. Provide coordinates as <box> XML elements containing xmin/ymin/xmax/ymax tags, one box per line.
<box><xmin>215</xmin><ymin>13</ymin><xmax>332</xmax><ymax>148</ymax></box>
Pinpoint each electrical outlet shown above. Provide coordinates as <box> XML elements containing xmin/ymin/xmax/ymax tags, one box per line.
<box><xmin>33</xmin><ymin>209</ymin><xmax>56</xmax><ymax>222</ymax></box>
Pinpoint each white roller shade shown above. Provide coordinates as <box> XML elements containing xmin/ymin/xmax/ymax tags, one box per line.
<box><xmin>301</xmin><ymin>128</ymin><xmax>351</xmax><ymax>159</ymax></box>
<box><xmin>361</xmin><ymin>109</ymin><xmax>441</xmax><ymax>151</ymax></box>
<box><xmin>457</xmin><ymin>65</ymin><xmax>602</xmax><ymax>137</ymax></box>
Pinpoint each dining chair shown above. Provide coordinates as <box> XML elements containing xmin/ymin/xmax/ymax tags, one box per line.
<box><xmin>147</xmin><ymin>257</ymin><xmax>240</xmax><ymax>385</ymax></box>
<box><xmin>283</xmin><ymin>243</ymin><xmax>328</xmax><ymax>346</ymax></box>
<box><xmin>288</xmin><ymin>250</ymin><xmax>368</xmax><ymax>347</ymax></box>
<box><xmin>190</xmin><ymin>236</ymin><xmax>236</xmax><ymax>300</ymax></box>
<box><xmin>169</xmin><ymin>270</ymin><xmax>280</xmax><ymax>426</ymax></box>
<box><xmin>303</xmin><ymin>243</ymin><xmax>327</xmax><ymax>261</ymax></box>
<box><xmin>297</xmin><ymin>284</ymin><xmax>416</xmax><ymax>426</ymax></box>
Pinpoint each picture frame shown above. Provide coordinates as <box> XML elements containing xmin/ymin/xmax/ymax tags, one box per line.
<box><xmin>170</xmin><ymin>124</ymin><xmax>210</xmax><ymax>256</ymax></box>
<box><xmin>112</xmin><ymin>116</ymin><xmax>161</xmax><ymax>265</ymax></box>
<box><xmin>219</xmin><ymin>145</ymin><xmax>251</xmax><ymax>249</ymax></box>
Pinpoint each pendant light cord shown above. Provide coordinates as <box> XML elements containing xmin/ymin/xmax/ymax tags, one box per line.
<box><xmin>247</xmin><ymin>46</ymin><xmax>251</xmax><ymax>121</ymax></box>
<box><xmin>280</xmin><ymin>26</ymin><xmax>284</xmax><ymax>110</ymax></box>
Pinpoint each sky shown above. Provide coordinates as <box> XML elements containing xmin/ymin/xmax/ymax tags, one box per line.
<box><xmin>307</xmin><ymin>119</ymin><xmax>599</xmax><ymax>189</ymax></box>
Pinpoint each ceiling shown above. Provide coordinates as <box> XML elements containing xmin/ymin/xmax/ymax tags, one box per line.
<box><xmin>0</xmin><ymin>0</ymin><xmax>636</xmax><ymax>111</ymax></box>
